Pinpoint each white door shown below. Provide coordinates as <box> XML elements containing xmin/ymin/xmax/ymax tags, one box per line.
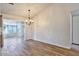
<box><xmin>73</xmin><ymin>16</ymin><xmax>79</xmax><ymax>44</ymax></box>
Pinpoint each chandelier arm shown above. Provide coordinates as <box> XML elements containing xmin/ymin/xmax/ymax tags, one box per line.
<box><xmin>25</xmin><ymin>9</ymin><xmax>34</xmax><ymax>25</ymax></box>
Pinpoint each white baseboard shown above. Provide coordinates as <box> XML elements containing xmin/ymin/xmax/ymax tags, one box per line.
<box><xmin>34</xmin><ymin>39</ymin><xmax>70</xmax><ymax>49</ymax></box>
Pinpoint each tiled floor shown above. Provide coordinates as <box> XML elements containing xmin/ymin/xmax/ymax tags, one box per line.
<box><xmin>0</xmin><ymin>37</ymin><xmax>31</xmax><ymax>56</ymax></box>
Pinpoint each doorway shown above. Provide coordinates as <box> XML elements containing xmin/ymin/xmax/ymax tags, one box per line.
<box><xmin>71</xmin><ymin>15</ymin><xmax>79</xmax><ymax>51</ymax></box>
<box><xmin>2</xmin><ymin>19</ymin><xmax>25</xmax><ymax>55</ymax></box>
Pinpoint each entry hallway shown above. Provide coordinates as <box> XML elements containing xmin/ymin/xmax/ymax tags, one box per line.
<box><xmin>0</xmin><ymin>39</ymin><xmax>79</xmax><ymax>56</ymax></box>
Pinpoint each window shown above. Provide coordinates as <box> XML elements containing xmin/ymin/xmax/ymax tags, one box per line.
<box><xmin>3</xmin><ymin>24</ymin><xmax>18</xmax><ymax>38</ymax></box>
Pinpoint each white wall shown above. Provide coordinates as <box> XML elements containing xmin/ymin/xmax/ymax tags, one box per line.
<box><xmin>26</xmin><ymin>24</ymin><xmax>34</xmax><ymax>40</ymax></box>
<box><xmin>34</xmin><ymin>4</ymin><xmax>79</xmax><ymax>49</ymax></box>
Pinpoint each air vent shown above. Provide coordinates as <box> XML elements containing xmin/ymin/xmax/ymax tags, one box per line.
<box><xmin>9</xmin><ymin>3</ymin><xmax>14</xmax><ymax>5</ymax></box>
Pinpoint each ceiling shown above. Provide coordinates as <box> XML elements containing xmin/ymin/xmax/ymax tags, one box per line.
<box><xmin>1</xmin><ymin>3</ymin><xmax>79</xmax><ymax>19</ymax></box>
<box><xmin>0</xmin><ymin>3</ymin><xmax>51</xmax><ymax>19</ymax></box>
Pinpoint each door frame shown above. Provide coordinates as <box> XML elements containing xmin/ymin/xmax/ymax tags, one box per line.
<box><xmin>70</xmin><ymin>10</ymin><xmax>79</xmax><ymax>48</ymax></box>
<box><xmin>70</xmin><ymin>13</ymin><xmax>73</xmax><ymax>49</ymax></box>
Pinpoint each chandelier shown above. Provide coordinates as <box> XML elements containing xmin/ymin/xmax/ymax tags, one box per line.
<box><xmin>25</xmin><ymin>9</ymin><xmax>34</xmax><ymax>25</ymax></box>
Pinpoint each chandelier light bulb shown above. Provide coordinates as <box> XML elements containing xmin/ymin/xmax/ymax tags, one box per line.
<box><xmin>25</xmin><ymin>9</ymin><xmax>34</xmax><ymax>25</ymax></box>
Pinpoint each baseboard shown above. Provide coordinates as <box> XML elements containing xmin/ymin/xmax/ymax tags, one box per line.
<box><xmin>33</xmin><ymin>39</ymin><xmax>70</xmax><ymax>49</ymax></box>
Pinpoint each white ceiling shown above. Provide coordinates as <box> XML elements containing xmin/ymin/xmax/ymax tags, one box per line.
<box><xmin>0</xmin><ymin>3</ymin><xmax>51</xmax><ymax>18</ymax></box>
<box><xmin>1</xmin><ymin>3</ymin><xmax>79</xmax><ymax>19</ymax></box>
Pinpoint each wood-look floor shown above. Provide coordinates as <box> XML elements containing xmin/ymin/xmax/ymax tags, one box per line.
<box><xmin>0</xmin><ymin>39</ymin><xmax>79</xmax><ymax>56</ymax></box>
